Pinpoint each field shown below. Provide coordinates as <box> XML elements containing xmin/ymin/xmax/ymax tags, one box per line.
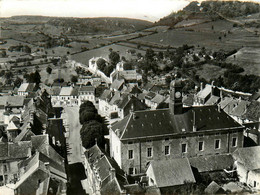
<box><xmin>134</xmin><ymin>20</ymin><xmax>260</xmax><ymax>51</ymax></box>
<box><xmin>40</xmin><ymin>63</ymin><xmax>77</xmax><ymax>84</ymax></box>
<box><xmin>196</xmin><ymin>64</ymin><xmax>227</xmax><ymax>81</ymax></box>
<box><xmin>226</xmin><ymin>47</ymin><xmax>260</xmax><ymax>76</ymax></box>
<box><xmin>70</xmin><ymin>44</ymin><xmax>146</xmax><ymax>65</ymax></box>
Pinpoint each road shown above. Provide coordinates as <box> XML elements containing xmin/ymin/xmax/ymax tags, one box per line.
<box><xmin>62</xmin><ymin>106</ymin><xmax>83</xmax><ymax>164</ymax></box>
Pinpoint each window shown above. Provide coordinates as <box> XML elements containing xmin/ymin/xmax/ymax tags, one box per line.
<box><xmin>232</xmin><ymin>137</ymin><xmax>237</xmax><ymax>147</ymax></box>
<box><xmin>215</xmin><ymin>132</ymin><xmax>220</xmax><ymax>136</ymax></box>
<box><xmin>215</xmin><ymin>139</ymin><xmax>220</xmax><ymax>149</ymax></box>
<box><xmin>129</xmin><ymin>168</ymin><xmax>134</xmax><ymax>175</ymax></box>
<box><xmin>165</xmin><ymin>145</ymin><xmax>170</xmax><ymax>155</ymax></box>
<box><xmin>199</xmin><ymin>141</ymin><xmax>204</xmax><ymax>151</ymax></box>
<box><xmin>3</xmin><ymin>164</ymin><xmax>7</xmax><ymax>172</ymax></box>
<box><xmin>198</xmin><ymin>134</ymin><xmax>204</xmax><ymax>137</ymax></box>
<box><xmin>147</xmin><ymin>148</ymin><xmax>152</xmax><ymax>157</ymax></box>
<box><xmin>181</xmin><ymin>136</ymin><xmax>186</xmax><ymax>139</ymax></box>
<box><xmin>147</xmin><ymin>139</ymin><xmax>152</xmax><ymax>143</ymax></box>
<box><xmin>181</xmin><ymin>143</ymin><xmax>187</xmax><ymax>153</ymax></box>
<box><xmin>128</xmin><ymin>141</ymin><xmax>133</xmax><ymax>145</ymax></box>
<box><xmin>254</xmin><ymin>181</ymin><xmax>257</xmax><ymax>188</ymax></box>
<box><xmin>128</xmin><ymin>150</ymin><xmax>133</xmax><ymax>159</ymax></box>
<box><xmin>165</xmin><ymin>138</ymin><xmax>169</xmax><ymax>141</ymax></box>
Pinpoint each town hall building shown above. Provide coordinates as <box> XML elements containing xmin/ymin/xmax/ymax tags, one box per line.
<box><xmin>109</xmin><ymin>80</ymin><xmax>244</xmax><ymax>175</ymax></box>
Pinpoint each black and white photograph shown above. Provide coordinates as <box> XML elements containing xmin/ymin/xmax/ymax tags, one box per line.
<box><xmin>0</xmin><ymin>0</ymin><xmax>260</xmax><ymax>194</ymax></box>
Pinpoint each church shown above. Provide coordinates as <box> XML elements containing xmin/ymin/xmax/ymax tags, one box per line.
<box><xmin>109</xmin><ymin>80</ymin><xmax>244</xmax><ymax>175</ymax></box>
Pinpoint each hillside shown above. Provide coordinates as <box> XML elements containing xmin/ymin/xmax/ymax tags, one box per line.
<box><xmin>155</xmin><ymin>1</ymin><xmax>260</xmax><ymax>27</ymax></box>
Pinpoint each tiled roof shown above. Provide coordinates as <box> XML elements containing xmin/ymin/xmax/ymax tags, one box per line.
<box><xmin>233</xmin><ymin>146</ymin><xmax>260</xmax><ymax>171</ymax></box>
<box><xmin>111</xmin><ymin>105</ymin><xmax>242</xmax><ymax>140</ymax></box>
<box><xmin>18</xmin><ymin>83</ymin><xmax>35</xmax><ymax>92</ymax></box>
<box><xmin>50</xmin><ymin>87</ymin><xmax>62</xmax><ymax>96</ymax></box>
<box><xmin>149</xmin><ymin>158</ymin><xmax>195</xmax><ymax>188</ymax></box>
<box><xmin>242</xmin><ymin>101</ymin><xmax>260</xmax><ymax>122</ymax></box>
<box><xmin>145</xmin><ymin>92</ymin><xmax>156</xmax><ymax>100</ymax></box>
<box><xmin>229</xmin><ymin>100</ymin><xmax>250</xmax><ymax>117</ymax></box>
<box><xmin>71</xmin><ymin>86</ymin><xmax>79</xmax><ymax>96</ymax></box>
<box><xmin>0</xmin><ymin>141</ymin><xmax>31</xmax><ymax>160</ymax></box>
<box><xmin>205</xmin><ymin>95</ymin><xmax>220</xmax><ymax>105</ymax></box>
<box><xmin>151</xmin><ymin>94</ymin><xmax>165</xmax><ymax>104</ymax></box>
<box><xmin>99</xmin><ymin>89</ymin><xmax>113</xmax><ymax>101</ymax></box>
<box><xmin>6</xmin><ymin>96</ymin><xmax>25</xmax><ymax>107</ymax></box>
<box><xmin>111</xmin><ymin>79</ymin><xmax>124</xmax><ymax>91</ymax></box>
<box><xmin>59</xmin><ymin>86</ymin><xmax>73</xmax><ymax>96</ymax></box>
<box><xmin>189</xmin><ymin>154</ymin><xmax>234</xmax><ymax>172</ymax></box>
<box><xmin>197</xmin><ymin>84</ymin><xmax>211</xmax><ymax>99</ymax></box>
<box><xmin>205</xmin><ymin>181</ymin><xmax>225</xmax><ymax>194</ymax></box>
<box><xmin>79</xmin><ymin>86</ymin><xmax>95</xmax><ymax>92</ymax></box>
<box><xmin>219</xmin><ymin>97</ymin><xmax>233</xmax><ymax>110</ymax></box>
<box><xmin>143</xmin><ymin>83</ymin><xmax>154</xmax><ymax>91</ymax></box>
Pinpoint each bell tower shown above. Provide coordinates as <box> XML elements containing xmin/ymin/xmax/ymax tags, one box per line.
<box><xmin>170</xmin><ymin>80</ymin><xmax>183</xmax><ymax>115</ymax></box>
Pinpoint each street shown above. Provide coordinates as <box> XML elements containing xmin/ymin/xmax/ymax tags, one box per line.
<box><xmin>62</xmin><ymin>106</ymin><xmax>83</xmax><ymax>164</ymax></box>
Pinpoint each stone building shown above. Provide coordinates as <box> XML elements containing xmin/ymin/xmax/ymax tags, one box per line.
<box><xmin>110</xmin><ymin>80</ymin><xmax>244</xmax><ymax>175</ymax></box>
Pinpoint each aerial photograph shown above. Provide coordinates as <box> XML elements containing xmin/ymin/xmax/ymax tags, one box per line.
<box><xmin>0</xmin><ymin>0</ymin><xmax>260</xmax><ymax>194</ymax></box>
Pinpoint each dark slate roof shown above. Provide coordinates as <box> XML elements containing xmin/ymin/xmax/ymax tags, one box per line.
<box><xmin>0</xmin><ymin>141</ymin><xmax>31</xmax><ymax>160</ymax></box>
<box><xmin>99</xmin><ymin>89</ymin><xmax>113</xmax><ymax>101</ymax></box>
<box><xmin>85</xmin><ymin>145</ymin><xmax>128</xmax><ymax>192</ymax></box>
<box><xmin>149</xmin><ymin>158</ymin><xmax>196</xmax><ymax>188</ymax></box>
<box><xmin>79</xmin><ymin>86</ymin><xmax>95</xmax><ymax>92</ymax></box>
<box><xmin>233</xmin><ymin>146</ymin><xmax>260</xmax><ymax>171</ymax></box>
<box><xmin>71</xmin><ymin>86</ymin><xmax>79</xmax><ymax>96</ymax></box>
<box><xmin>6</xmin><ymin>96</ymin><xmax>25</xmax><ymax>107</ymax></box>
<box><xmin>189</xmin><ymin>154</ymin><xmax>234</xmax><ymax>173</ymax></box>
<box><xmin>145</xmin><ymin>92</ymin><xmax>156</xmax><ymax>100</ymax></box>
<box><xmin>143</xmin><ymin>83</ymin><xmax>154</xmax><ymax>91</ymax></box>
<box><xmin>111</xmin><ymin>105</ymin><xmax>242</xmax><ymax>140</ymax></box>
<box><xmin>205</xmin><ymin>181</ymin><xmax>225</xmax><ymax>194</ymax></box>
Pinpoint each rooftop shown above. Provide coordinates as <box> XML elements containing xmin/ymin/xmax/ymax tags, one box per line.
<box><xmin>148</xmin><ymin>158</ymin><xmax>196</xmax><ymax>188</ymax></box>
<box><xmin>111</xmin><ymin>105</ymin><xmax>242</xmax><ymax>140</ymax></box>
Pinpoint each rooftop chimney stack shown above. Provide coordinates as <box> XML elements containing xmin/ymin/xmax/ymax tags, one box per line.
<box><xmin>193</xmin><ymin>111</ymin><xmax>196</xmax><ymax>132</ymax></box>
<box><xmin>110</xmin><ymin>168</ymin><xmax>116</xmax><ymax>181</ymax></box>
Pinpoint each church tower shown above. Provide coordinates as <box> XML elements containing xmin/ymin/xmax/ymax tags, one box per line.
<box><xmin>170</xmin><ymin>80</ymin><xmax>183</xmax><ymax>115</ymax></box>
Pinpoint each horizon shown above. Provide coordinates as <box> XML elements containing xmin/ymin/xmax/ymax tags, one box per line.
<box><xmin>0</xmin><ymin>0</ymin><xmax>190</xmax><ymax>22</ymax></box>
<box><xmin>1</xmin><ymin>0</ymin><xmax>260</xmax><ymax>22</ymax></box>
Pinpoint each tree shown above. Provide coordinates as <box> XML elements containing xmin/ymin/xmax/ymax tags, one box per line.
<box><xmin>46</xmin><ymin>66</ymin><xmax>52</xmax><ymax>74</ymax></box>
<box><xmin>109</xmin><ymin>51</ymin><xmax>120</xmax><ymax>66</ymax></box>
<box><xmin>71</xmin><ymin>75</ymin><xmax>78</xmax><ymax>83</ymax></box>
<box><xmin>14</xmin><ymin>77</ymin><xmax>23</xmax><ymax>87</ymax></box>
<box><xmin>123</xmin><ymin>61</ymin><xmax>134</xmax><ymax>70</ymax></box>
<box><xmin>145</xmin><ymin>48</ymin><xmax>155</xmax><ymax>61</ymax></box>
<box><xmin>97</xmin><ymin>58</ymin><xmax>106</xmax><ymax>71</ymax></box>
<box><xmin>80</xmin><ymin>120</ymin><xmax>105</xmax><ymax>149</ymax></box>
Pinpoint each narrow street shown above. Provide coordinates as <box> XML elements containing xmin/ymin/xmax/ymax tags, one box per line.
<box><xmin>61</xmin><ymin>106</ymin><xmax>90</xmax><ymax>195</ymax></box>
<box><xmin>62</xmin><ymin>106</ymin><xmax>83</xmax><ymax>164</ymax></box>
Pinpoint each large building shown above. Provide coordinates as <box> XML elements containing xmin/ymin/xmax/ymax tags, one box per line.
<box><xmin>109</xmin><ymin>80</ymin><xmax>244</xmax><ymax>175</ymax></box>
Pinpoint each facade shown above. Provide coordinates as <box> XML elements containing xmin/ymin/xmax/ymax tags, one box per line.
<box><xmin>232</xmin><ymin>146</ymin><xmax>260</xmax><ymax>191</ymax></box>
<box><xmin>17</xmin><ymin>83</ymin><xmax>36</xmax><ymax>97</ymax></box>
<box><xmin>78</xmin><ymin>86</ymin><xmax>95</xmax><ymax>104</ymax></box>
<box><xmin>83</xmin><ymin>145</ymin><xmax>128</xmax><ymax>195</ymax></box>
<box><xmin>110</xmin><ymin>80</ymin><xmax>244</xmax><ymax>175</ymax></box>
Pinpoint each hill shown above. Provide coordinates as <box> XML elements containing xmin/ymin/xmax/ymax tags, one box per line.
<box><xmin>0</xmin><ymin>15</ymin><xmax>152</xmax><ymax>35</ymax></box>
<box><xmin>155</xmin><ymin>1</ymin><xmax>260</xmax><ymax>27</ymax></box>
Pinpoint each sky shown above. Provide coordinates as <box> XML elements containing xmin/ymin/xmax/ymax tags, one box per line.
<box><xmin>0</xmin><ymin>0</ymin><xmax>191</xmax><ymax>22</ymax></box>
<box><xmin>1</xmin><ymin>0</ymin><xmax>259</xmax><ymax>22</ymax></box>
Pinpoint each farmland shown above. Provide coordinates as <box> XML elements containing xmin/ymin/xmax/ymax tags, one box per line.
<box><xmin>70</xmin><ymin>44</ymin><xmax>145</xmax><ymax>65</ymax></box>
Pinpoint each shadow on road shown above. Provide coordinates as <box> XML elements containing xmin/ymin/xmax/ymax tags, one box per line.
<box><xmin>66</xmin><ymin>163</ymin><xmax>87</xmax><ymax>195</ymax></box>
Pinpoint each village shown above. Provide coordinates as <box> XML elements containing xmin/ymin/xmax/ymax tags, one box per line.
<box><xmin>0</xmin><ymin>0</ymin><xmax>260</xmax><ymax>194</ymax></box>
<box><xmin>0</xmin><ymin>44</ymin><xmax>259</xmax><ymax>194</ymax></box>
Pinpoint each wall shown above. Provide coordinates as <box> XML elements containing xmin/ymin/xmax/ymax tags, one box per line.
<box><xmin>248</xmin><ymin>170</ymin><xmax>260</xmax><ymax>190</ymax></box>
<box><xmin>110</xmin><ymin>130</ymin><xmax>122</xmax><ymax>168</ymax></box>
<box><xmin>118</xmin><ymin>129</ymin><xmax>243</xmax><ymax>174</ymax></box>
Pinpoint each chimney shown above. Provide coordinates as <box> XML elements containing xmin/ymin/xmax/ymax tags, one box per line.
<box><xmin>105</xmin><ymin>143</ymin><xmax>108</xmax><ymax>153</ymax></box>
<box><xmin>220</xmin><ymin>88</ymin><xmax>223</xmax><ymax>100</ymax></box>
<box><xmin>192</xmin><ymin>111</ymin><xmax>196</xmax><ymax>132</ymax></box>
<box><xmin>42</xmin><ymin>124</ymin><xmax>46</xmax><ymax>134</ymax></box>
<box><xmin>218</xmin><ymin>104</ymin><xmax>221</xmax><ymax>112</ymax></box>
<box><xmin>211</xmin><ymin>81</ymin><xmax>214</xmax><ymax>96</ymax></box>
<box><xmin>110</xmin><ymin>168</ymin><xmax>116</xmax><ymax>180</ymax></box>
<box><xmin>200</xmin><ymin>82</ymin><xmax>203</xmax><ymax>91</ymax></box>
